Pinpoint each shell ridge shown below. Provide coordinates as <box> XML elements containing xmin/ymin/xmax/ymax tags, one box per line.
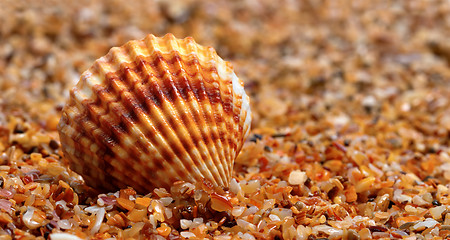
<box><xmin>183</xmin><ymin>54</ymin><xmax>233</xmax><ymax>186</ymax></box>
<box><xmin>96</xmin><ymin>107</ymin><xmax>151</xmax><ymax>185</ymax></box>
<box><xmin>201</xmin><ymin>63</ymin><xmax>234</xmax><ymax>182</ymax></box>
<box><xmin>216</xmin><ymin>61</ymin><xmax>241</xmax><ymax>162</ymax></box>
<box><xmin>58</xmin><ymin>118</ymin><xmax>102</xmax><ymax>177</ymax></box>
<box><xmin>81</xmin><ymin>58</ymin><xmax>194</xmax><ymax>191</ymax></box>
<box><xmin>110</xmin><ymin>83</ymin><xmax>191</xmax><ymax>189</ymax></box>
<box><xmin>81</xmin><ymin>76</ymin><xmax>141</xmax><ymax>177</ymax></box>
<box><xmin>201</xmin><ymin>64</ymin><xmax>236</xmax><ymax>181</ymax></box>
<box><xmin>111</xmin><ymin>58</ymin><xmax>199</xmax><ymax>189</ymax></box>
<box><xmin>84</xmin><ymin>66</ymin><xmax>178</xmax><ymax>190</ymax></box>
<box><xmin>64</xmin><ymin>88</ymin><xmax>122</xmax><ymax>187</ymax></box>
<box><xmin>169</xmin><ymin>51</ymin><xmax>230</xmax><ymax>185</ymax></box>
<box><xmin>63</xmin><ymin>101</ymin><xmax>151</xmax><ymax>192</ymax></box>
<box><xmin>179</xmin><ymin>62</ymin><xmax>231</xmax><ymax>185</ymax></box>
<box><xmin>225</xmin><ymin>66</ymin><xmax>248</xmax><ymax>161</ymax></box>
<box><xmin>169</xmin><ymin>51</ymin><xmax>229</xmax><ymax>186</ymax></box>
<box><xmin>111</xmin><ymin>104</ymin><xmax>174</xmax><ymax>190</ymax></box>
<box><xmin>172</xmin><ymin>60</ymin><xmax>231</xmax><ymax>185</ymax></box>
<box><xmin>135</xmin><ymin>59</ymin><xmax>210</xmax><ymax>185</ymax></box>
<box><xmin>200</xmin><ymin>64</ymin><xmax>235</xmax><ymax>183</ymax></box>
<box><xmin>148</xmin><ymin>51</ymin><xmax>222</xmax><ymax>186</ymax></box>
<box><xmin>233</xmin><ymin>77</ymin><xmax>251</xmax><ymax>160</ymax></box>
<box><xmin>167</xmin><ymin>73</ymin><xmax>227</xmax><ymax>185</ymax></box>
<box><xmin>200</xmin><ymin>76</ymin><xmax>233</xmax><ymax>182</ymax></box>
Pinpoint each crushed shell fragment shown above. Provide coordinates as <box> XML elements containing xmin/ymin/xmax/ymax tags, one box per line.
<box><xmin>57</xmin><ymin>33</ymin><xmax>251</xmax><ymax>193</ymax></box>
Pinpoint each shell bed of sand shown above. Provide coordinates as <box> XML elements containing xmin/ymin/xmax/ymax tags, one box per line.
<box><xmin>0</xmin><ymin>0</ymin><xmax>450</xmax><ymax>239</ymax></box>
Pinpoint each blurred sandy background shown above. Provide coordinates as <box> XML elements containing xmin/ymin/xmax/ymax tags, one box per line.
<box><xmin>0</xmin><ymin>0</ymin><xmax>449</xmax><ymax>132</ymax></box>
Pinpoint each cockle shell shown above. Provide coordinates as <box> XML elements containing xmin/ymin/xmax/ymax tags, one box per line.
<box><xmin>57</xmin><ymin>34</ymin><xmax>251</xmax><ymax>193</ymax></box>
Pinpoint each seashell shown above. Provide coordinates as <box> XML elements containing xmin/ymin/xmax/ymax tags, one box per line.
<box><xmin>57</xmin><ymin>34</ymin><xmax>251</xmax><ymax>193</ymax></box>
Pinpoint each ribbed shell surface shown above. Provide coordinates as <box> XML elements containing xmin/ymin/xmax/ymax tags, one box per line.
<box><xmin>57</xmin><ymin>34</ymin><xmax>251</xmax><ymax>193</ymax></box>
